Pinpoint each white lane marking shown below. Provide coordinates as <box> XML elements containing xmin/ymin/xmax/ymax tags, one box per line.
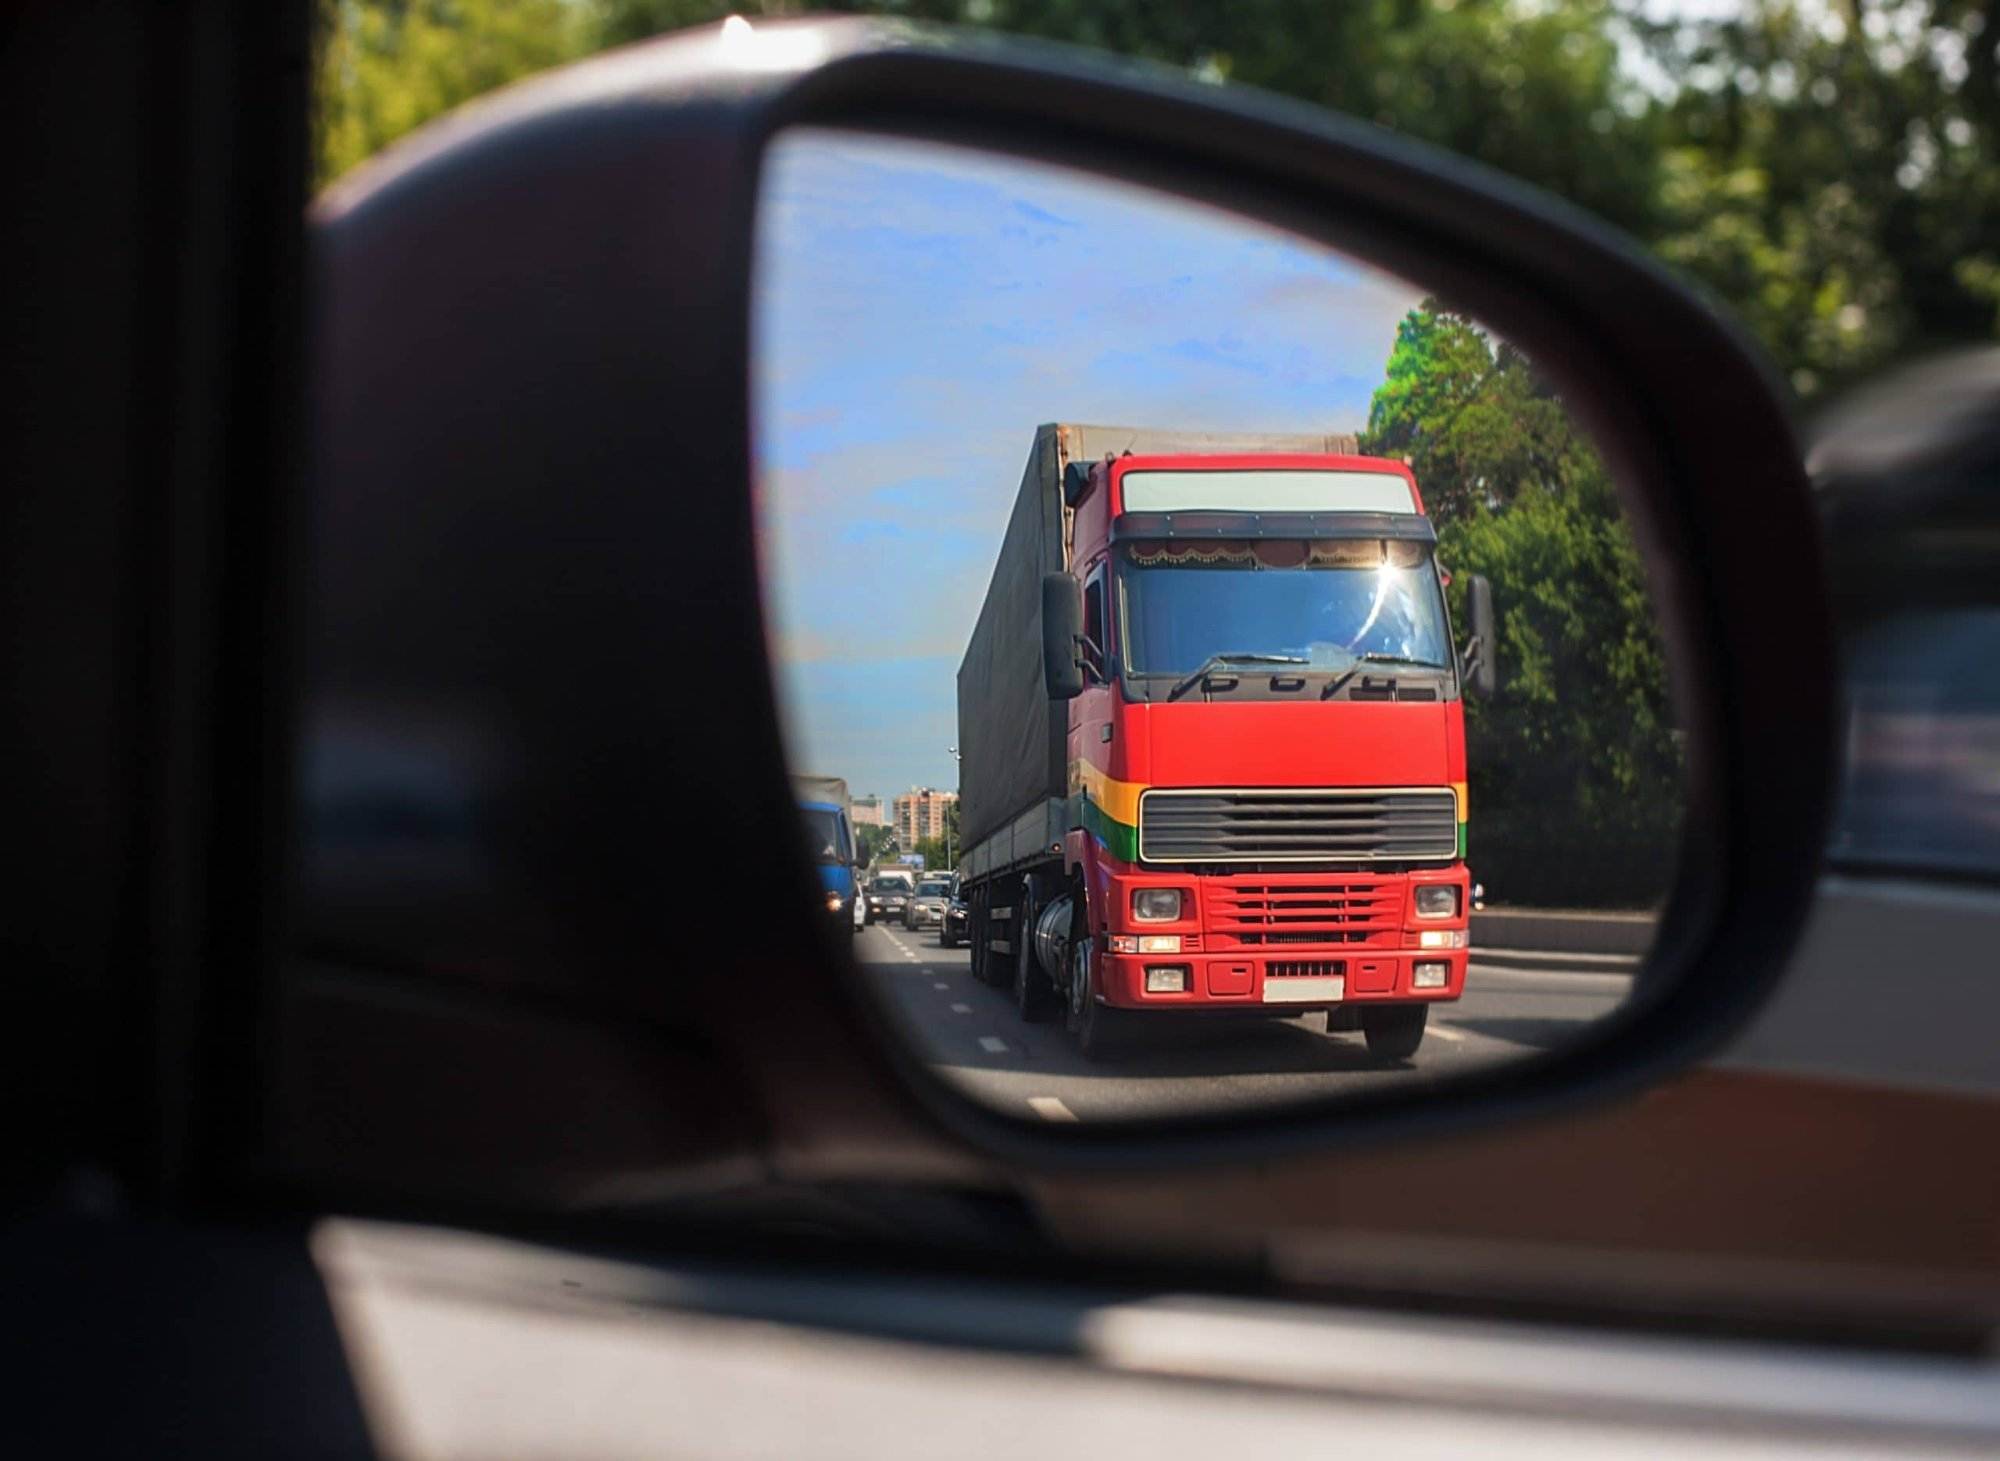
<box><xmin>1427</xmin><ymin>1022</ymin><xmax>1466</xmax><ymax>1043</ymax></box>
<box><xmin>933</xmin><ymin>982</ymin><xmax>949</xmax><ymax>990</ymax></box>
<box><xmin>978</xmin><ymin>1036</ymin><xmax>1008</xmax><ymax>1054</ymax></box>
<box><xmin>1028</xmin><ymin>1096</ymin><xmax>1079</xmax><ymax>1123</ymax></box>
<box><xmin>951</xmin><ymin>1003</ymin><xmax>972</xmax><ymax>1014</ymax></box>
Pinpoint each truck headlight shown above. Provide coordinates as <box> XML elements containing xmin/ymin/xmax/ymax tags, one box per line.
<box><xmin>1413</xmin><ymin>885</ymin><xmax>1460</xmax><ymax>918</ymax></box>
<box><xmin>824</xmin><ymin>892</ymin><xmax>843</xmax><ymax>913</ymax></box>
<box><xmin>1144</xmin><ymin>966</ymin><xmax>1190</xmax><ymax>993</ymax></box>
<box><xmin>1413</xmin><ymin>961</ymin><xmax>1450</xmax><ymax>989</ymax></box>
<box><xmin>1137</xmin><ymin>934</ymin><xmax>1182</xmax><ymax>954</ymax></box>
<box><xmin>1416</xmin><ymin>928</ymin><xmax>1468</xmax><ymax>949</ymax></box>
<box><xmin>1132</xmin><ymin>888</ymin><xmax>1184</xmax><ymax>922</ymax></box>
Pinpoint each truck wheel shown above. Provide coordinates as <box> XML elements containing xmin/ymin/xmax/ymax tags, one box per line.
<box><xmin>1361</xmin><ymin>1004</ymin><xmax>1428</xmax><ymax>1061</ymax></box>
<box><xmin>1066</xmin><ymin>932</ymin><xmax>1126</xmax><ymax>1060</ymax></box>
<box><xmin>1013</xmin><ymin>886</ymin><xmax>1056</xmax><ymax>1022</ymax></box>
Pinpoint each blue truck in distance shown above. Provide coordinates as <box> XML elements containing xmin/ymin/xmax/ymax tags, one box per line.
<box><xmin>795</xmin><ymin>774</ymin><xmax>858</xmax><ymax>942</ymax></box>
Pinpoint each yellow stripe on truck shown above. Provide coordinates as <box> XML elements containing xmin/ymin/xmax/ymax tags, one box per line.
<box><xmin>1071</xmin><ymin>759</ymin><xmax>1146</xmax><ymax>828</ymax></box>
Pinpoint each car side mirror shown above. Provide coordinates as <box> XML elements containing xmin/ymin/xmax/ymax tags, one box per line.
<box><xmin>309</xmin><ymin>16</ymin><xmax>1836</xmax><ymax>1172</ymax></box>
<box><xmin>1041</xmin><ymin>572</ymin><xmax>1084</xmax><ymax>701</ymax></box>
<box><xmin>1463</xmin><ymin>572</ymin><xmax>1498</xmax><ymax>699</ymax></box>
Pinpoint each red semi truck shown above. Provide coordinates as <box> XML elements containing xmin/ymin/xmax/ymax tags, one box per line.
<box><xmin>956</xmin><ymin>425</ymin><xmax>1495</xmax><ymax>1058</ymax></box>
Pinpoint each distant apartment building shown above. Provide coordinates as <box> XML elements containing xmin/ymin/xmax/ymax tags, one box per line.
<box><xmin>893</xmin><ymin>787</ymin><xmax>958</xmax><ymax>847</ymax></box>
<box><xmin>849</xmin><ymin>795</ymin><xmax>886</xmax><ymax>827</ymax></box>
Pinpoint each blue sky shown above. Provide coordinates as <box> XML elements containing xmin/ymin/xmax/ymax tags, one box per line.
<box><xmin>753</xmin><ymin>130</ymin><xmax>1423</xmax><ymax>805</ymax></box>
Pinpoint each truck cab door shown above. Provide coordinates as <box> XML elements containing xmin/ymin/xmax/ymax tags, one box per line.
<box><xmin>1073</xmin><ymin>563</ymin><xmax>1117</xmax><ymax>845</ymax></box>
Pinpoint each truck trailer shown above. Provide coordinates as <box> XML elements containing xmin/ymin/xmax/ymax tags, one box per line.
<box><xmin>955</xmin><ymin>424</ymin><xmax>1495</xmax><ymax>1058</ymax></box>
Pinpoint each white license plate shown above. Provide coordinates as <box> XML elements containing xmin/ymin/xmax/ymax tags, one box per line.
<box><xmin>1262</xmin><ymin>976</ymin><xmax>1344</xmax><ymax>1004</ymax></box>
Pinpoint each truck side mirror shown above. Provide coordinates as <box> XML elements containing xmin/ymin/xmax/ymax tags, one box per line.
<box><xmin>1463</xmin><ymin>573</ymin><xmax>1499</xmax><ymax>699</ymax></box>
<box><xmin>1041</xmin><ymin>572</ymin><xmax>1085</xmax><ymax>700</ymax></box>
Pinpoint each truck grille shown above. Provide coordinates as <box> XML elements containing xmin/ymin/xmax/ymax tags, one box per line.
<box><xmin>1140</xmin><ymin>788</ymin><xmax>1457</xmax><ymax>863</ymax></box>
<box><xmin>1208</xmin><ymin>877</ymin><xmax>1401</xmax><ymax>949</ymax></box>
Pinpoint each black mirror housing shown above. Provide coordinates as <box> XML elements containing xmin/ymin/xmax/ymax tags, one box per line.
<box><xmin>306</xmin><ymin>17</ymin><xmax>1836</xmax><ymax>1180</ymax></box>
<box><xmin>1041</xmin><ymin>572</ymin><xmax>1085</xmax><ymax>701</ymax></box>
<box><xmin>1465</xmin><ymin>572</ymin><xmax>1498</xmax><ymax>699</ymax></box>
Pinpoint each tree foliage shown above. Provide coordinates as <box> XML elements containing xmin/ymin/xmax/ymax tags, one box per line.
<box><xmin>315</xmin><ymin>0</ymin><xmax>587</xmax><ymax>185</ymax></box>
<box><xmin>1635</xmin><ymin>0</ymin><xmax>2000</xmax><ymax>396</ymax></box>
<box><xmin>1362</xmin><ymin>304</ymin><xmax>1590</xmax><ymax>523</ymax></box>
<box><xmin>856</xmin><ymin>822</ymin><xmax>899</xmax><ymax>865</ymax></box>
<box><xmin>1365</xmin><ymin>302</ymin><xmax>1681</xmax><ymax>904</ymax></box>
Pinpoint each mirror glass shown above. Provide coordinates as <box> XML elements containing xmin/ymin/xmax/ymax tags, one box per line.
<box><xmin>754</xmin><ymin>129</ymin><xmax>1682</xmax><ymax>1123</ymax></box>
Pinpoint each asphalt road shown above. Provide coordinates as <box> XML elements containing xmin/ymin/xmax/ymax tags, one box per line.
<box><xmin>855</xmin><ymin>921</ymin><xmax>1632</xmax><ymax>1123</ymax></box>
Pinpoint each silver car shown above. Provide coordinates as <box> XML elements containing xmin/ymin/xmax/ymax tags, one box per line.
<box><xmin>903</xmin><ymin>877</ymin><xmax>953</xmax><ymax>930</ymax></box>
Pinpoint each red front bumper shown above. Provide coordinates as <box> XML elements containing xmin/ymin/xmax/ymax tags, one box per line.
<box><xmin>1093</xmin><ymin>865</ymin><xmax>1470</xmax><ymax>1010</ymax></box>
<box><xmin>1098</xmin><ymin>948</ymin><xmax>1466</xmax><ymax>1009</ymax></box>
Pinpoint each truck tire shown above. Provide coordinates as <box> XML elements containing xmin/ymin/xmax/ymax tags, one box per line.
<box><xmin>1361</xmin><ymin>1004</ymin><xmax>1428</xmax><ymax>1061</ymax></box>
<box><xmin>1065</xmin><ymin>922</ymin><xmax>1126</xmax><ymax>1060</ymax></box>
<box><xmin>1013</xmin><ymin>882</ymin><xmax>1056</xmax><ymax>1022</ymax></box>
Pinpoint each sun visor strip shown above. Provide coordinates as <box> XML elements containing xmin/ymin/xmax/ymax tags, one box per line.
<box><xmin>1110</xmin><ymin>510</ymin><xmax>1437</xmax><ymax>543</ymax></box>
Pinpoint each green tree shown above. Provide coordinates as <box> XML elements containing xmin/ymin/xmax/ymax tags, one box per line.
<box><xmin>1366</xmin><ymin>300</ymin><xmax>1680</xmax><ymax>904</ymax></box>
<box><xmin>1635</xmin><ymin>0</ymin><xmax>2000</xmax><ymax>396</ymax></box>
<box><xmin>1362</xmin><ymin>303</ymin><xmax>1586</xmax><ymax>525</ymax></box>
<box><xmin>316</xmin><ymin>0</ymin><xmax>587</xmax><ymax>185</ymax></box>
<box><xmin>856</xmin><ymin>822</ymin><xmax>898</xmax><ymax>865</ymax></box>
<box><xmin>1439</xmin><ymin>477</ymin><xmax>1681</xmax><ymax>904</ymax></box>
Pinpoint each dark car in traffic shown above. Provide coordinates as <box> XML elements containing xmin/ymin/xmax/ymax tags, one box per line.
<box><xmin>941</xmin><ymin>876</ymin><xmax>968</xmax><ymax>948</ymax></box>
<box><xmin>863</xmin><ymin>876</ymin><xmax>911</xmax><ymax>925</ymax></box>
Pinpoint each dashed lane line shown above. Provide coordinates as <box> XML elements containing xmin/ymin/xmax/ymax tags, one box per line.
<box><xmin>978</xmin><ymin>1036</ymin><xmax>1008</xmax><ymax>1054</ymax></box>
<box><xmin>933</xmin><ymin>982</ymin><xmax>949</xmax><ymax>990</ymax></box>
<box><xmin>951</xmin><ymin>1003</ymin><xmax>972</xmax><ymax>1014</ymax></box>
<box><xmin>1027</xmin><ymin>1096</ymin><xmax>1080</xmax><ymax>1123</ymax></box>
<box><xmin>1427</xmin><ymin>1022</ymin><xmax>1467</xmax><ymax>1044</ymax></box>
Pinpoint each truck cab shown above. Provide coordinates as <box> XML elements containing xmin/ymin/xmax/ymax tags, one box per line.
<box><xmin>1046</xmin><ymin>450</ymin><xmax>1487</xmax><ymax>1054</ymax></box>
<box><xmin>799</xmin><ymin>799</ymin><xmax>858</xmax><ymax>941</ymax></box>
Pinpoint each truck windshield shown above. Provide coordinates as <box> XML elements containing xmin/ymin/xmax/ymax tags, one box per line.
<box><xmin>801</xmin><ymin>807</ymin><xmax>846</xmax><ymax>865</ymax></box>
<box><xmin>1117</xmin><ymin>540</ymin><xmax>1451</xmax><ymax>676</ymax></box>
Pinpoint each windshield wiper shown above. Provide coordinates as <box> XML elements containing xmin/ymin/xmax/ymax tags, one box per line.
<box><xmin>1321</xmin><ymin>652</ymin><xmax>1449</xmax><ymax>699</ymax></box>
<box><xmin>1168</xmin><ymin>652</ymin><xmax>1309</xmax><ymax>701</ymax></box>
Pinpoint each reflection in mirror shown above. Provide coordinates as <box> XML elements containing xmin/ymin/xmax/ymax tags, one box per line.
<box><xmin>755</xmin><ymin>130</ymin><xmax>1681</xmax><ymax>1122</ymax></box>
